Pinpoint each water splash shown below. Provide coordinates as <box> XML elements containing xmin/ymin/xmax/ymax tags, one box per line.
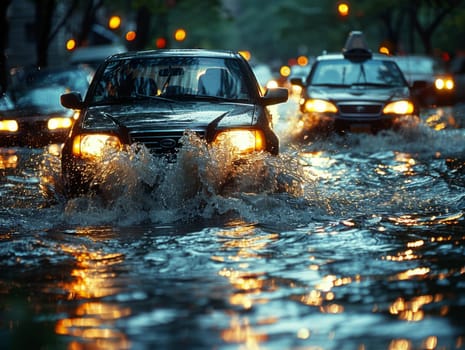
<box><xmin>55</xmin><ymin>132</ymin><xmax>312</xmax><ymax>226</ymax></box>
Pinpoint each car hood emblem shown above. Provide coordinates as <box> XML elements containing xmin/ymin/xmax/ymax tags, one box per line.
<box><xmin>160</xmin><ymin>138</ymin><xmax>177</xmax><ymax>149</ymax></box>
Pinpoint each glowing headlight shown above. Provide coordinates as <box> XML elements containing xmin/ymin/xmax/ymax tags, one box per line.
<box><xmin>266</xmin><ymin>80</ymin><xmax>279</xmax><ymax>89</ymax></box>
<box><xmin>213</xmin><ymin>129</ymin><xmax>265</xmax><ymax>154</ymax></box>
<box><xmin>383</xmin><ymin>100</ymin><xmax>414</xmax><ymax>115</ymax></box>
<box><xmin>72</xmin><ymin>134</ymin><xmax>122</xmax><ymax>158</ymax></box>
<box><xmin>435</xmin><ymin>77</ymin><xmax>454</xmax><ymax>90</ymax></box>
<box><xmin>47</xmin><ymin>117</ymin><xmax>73</xmax><ymax>130</ymax></box>
<box><xmin>0</xmin><ymin>120</ymin><xmax>18</xmax><ymax>132</ymax></box>
<box><xmin>304</xmin><ymin>99</ymin><xmax>338</xmax><ymax>113</ymax></box>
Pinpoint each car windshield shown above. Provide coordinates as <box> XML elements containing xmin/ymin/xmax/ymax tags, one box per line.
<box><xmin>10</xmin><ymin>66</ymin><xmax>93</xmax><ymax>98</ymax></box>
<box><xmin>15</xmin><ymin>86</ymin><xmax>68</xmax><ymax>111</ymax></box>
<box><xmin>91</xmin><ymin>56</ymin><xmax>252</xmax><ymax>104</ymax></box>
<box><xmin>310</xmin><ymin>59</ymin><xmax>406</xmax><ymax>87</ymax></box>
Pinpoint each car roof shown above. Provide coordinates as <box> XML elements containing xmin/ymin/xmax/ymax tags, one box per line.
<box><xmin>106</xmin><ymin>48</ymin><xmax>243</xmax><ymax>61</ymax></box>
<box><xmin>315</xmin><ymin>52</ymin><xmax>395</xmax><ymax>62</ymax></box>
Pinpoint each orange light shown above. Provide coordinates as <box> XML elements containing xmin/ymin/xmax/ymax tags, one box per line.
<box><xmin>66</xmin><ymin>39</ymin><xmax>76</xmax><ymax>51</ymax></box>
<box><xmin>238</xmin><ymin>50</ymin><xmax>251</xmax><ymax>61</ymax></box>
<box><xmin>108</xmin><ymin>15</ymin><xmax>121</xmax><ymax>30</ymax></box>
<box><xmin>297</xmin><ymin>55</ymin><xmax>308</xmax><ymax>66</ymax></box>
<box><xmin>379</xmin><ymin>46</ymin><xmax>390</xmax><ymax>55</ymax></box>
<box><xmin>155</xmin><ymin>37</ymin><xmax>167</xmax><ymax>49</ymax></box>
<box><xmin>337</xmin><ymin>2</ymin><xmax>349</xmax><ymax>17</ymax></box>
<box><xmin>174</xmin><ymin>28</ymin><xmax>186</xmax><ymax>41</ymax></box>
<box><xmin>125</xmin><ymin>31</ymin><xmax>136</xmax><ymax>41</ymax></box>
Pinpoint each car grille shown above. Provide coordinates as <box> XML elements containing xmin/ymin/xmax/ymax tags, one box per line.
<box><xmin>18</xmin><ymin>120</ymin><xmax>48</xmax><ymax>130</ymax></box>
<box><xmin>338</xmin><ymin>103</ymin><xmax>383</xmax><ymax>117</ymax></box>
<box><xmin>128</xmin><ymin>129</ymin><xmax>206</xmax><ymax>154</ymax></box>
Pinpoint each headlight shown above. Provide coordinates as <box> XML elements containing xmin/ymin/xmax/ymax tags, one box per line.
<box><xmin>72</xmin><ymin>133</ymin><xmax>122</xmax><ymax>159</ymax></box>
<box><xmin>383</xmin><ymin>100</ymin><xmax>415</xmax><ymax>115</ymax></box>
<box><xmin>435</xmin><ymin>77</ymin><xmax>454</xmax><ymax>90</ymax></box>
<box><xmin>213</xmin><ymin>129</ymin><xmax>265</xmax><ymax>154</ymax></box>
<box><xmin>47</xmin><ymin>117</ymin><xmax>73</xmax><ymax>130</ymax></box>
<box><xmin>0</xmin><ymin>120</ymin><xmax>18</xmax><ymax>132</ymax></box>
<box><xmin>304</xmin><ymin>99</ymin><xmax>338</xmax><ymax>113</ymax></box>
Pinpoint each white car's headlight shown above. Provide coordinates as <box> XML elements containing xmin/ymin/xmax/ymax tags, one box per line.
<box><xmin>383</xmin><ymin>100</ymin><xmax>415</xmax><ymax>115</ymax></box>
<box><xmin>47</xmin><ymin>117</ymin><xmax>73</xmax><ymax>130</ymax></box>
<box><xmin>213</xmin><ymin>129</ymin><xmax>265</xmax><ymax>154</ymax></box>
<box><xmin>72</xmin><ymin>133</ymin><xmax>122</xmax><ymax>159</ymax></box>
<box><xmin>0</xmin><ymin>120</ymin><xmax>18</xmax><ymax>132</ymax></box>
<box><xmin>304</xmin><ymin>99</ymin><xmax>338</xmax><ymax>113</ymax></box>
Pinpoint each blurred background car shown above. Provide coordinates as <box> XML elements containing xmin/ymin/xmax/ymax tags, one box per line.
<box><xmin>0</xmin><ymin>65</ymin><xmax>92</xmax><ymax>147</ymax></box>
<box><xmin>448</xmin><ymin>54</ymin><xmax>465</xmax><ymax>104</ymax></box>
<box><xmin>394</xmin><ymin>54</ymin><xmax>455</xmax><ymax>107</ymax></box>
<box><xmin>69</xmin><ymin>44</ymin><xmax>127</xmax><ymax>70</ymax></box>
<box><xmin>9</xmin><ymin>65</ymin><xmax>94</xmax><ymax>98</ymax></box>
<box><xmin>291</xmin><ymin>31</ymin><xmax>419</xmax><ymax>136</ymax></box>
<box><xmin>0</xmin><ymin>85</ymin><xmax>77</xmax><ymax>147</ymax></box>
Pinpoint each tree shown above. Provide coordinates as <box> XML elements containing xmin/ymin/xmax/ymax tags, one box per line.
<box><xmin>409</xmin><ymin>0</ymin><xmax>464</xmax><ymax>54</ymax></box>
<box><xmin>0</xmin><ymin>0</ymin><xmax>11</xmax><ymax>93</ymax></box>
<box><xmin>351</xmin><ymin>0</ymin><xmax>465</xmax><ymax>54</ymax></box>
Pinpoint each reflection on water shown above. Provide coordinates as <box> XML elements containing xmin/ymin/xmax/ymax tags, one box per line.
<box><xmin>0</xmin><ymin>149</ymin><xmax>18</xmax><ymax>169</ymax></box>
<box><xmin>2</xmin><ymin>104</ymin><xmax>465</xmax><ymax>349</ymax></box>
<box><xmin>56</xmin><ymin>230</ymin><xmax>130</xmax><ymax>350</ymax></box>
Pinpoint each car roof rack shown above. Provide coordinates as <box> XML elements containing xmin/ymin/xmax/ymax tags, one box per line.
<box><xmin>342</xmin><ymin>31</ymin><xmax>372</xmax><ymax>61</ymax></box>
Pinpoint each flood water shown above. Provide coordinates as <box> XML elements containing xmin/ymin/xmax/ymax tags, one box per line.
<box><xmin>1</xmin><ymin>99</ymin><xmax>465</xmax><ymax>350</ymax></box>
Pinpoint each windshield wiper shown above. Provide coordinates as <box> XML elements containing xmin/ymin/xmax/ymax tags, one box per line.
<box><xmin>175</xmin><ymin>94</ymin><xmax>243</xmax><ymax>102</ymax></box>
<box><xmin>134</xmin><ymin>93</ymin><xmax>177</xmax><ymax>102</ymax></box>
<box><xmin>351</xmin><ymin>82</ymin><xmax>399</xmax><ymax>88</ymax></box>
<box><xmin>312</xmin><ymin>83</ymin><xmax>349</xmax><ymax>87</ymax></box>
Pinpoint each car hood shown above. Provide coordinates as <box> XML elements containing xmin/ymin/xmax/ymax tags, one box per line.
<box><xmin>82</xmin><ymin>101</ymin><xmax>258</xmax><ymax>130</ymax></box>
<box><xmin>0</xmin><ymin>106</ymin><xmax>72</xmax><ymax>120</ymax></box>
<box><xmin>402</xmin><ymin>72</ymin><xmax>434</xmax><ymax>84</ymax></box>
<box><xmin>308</xmin><ymin>86</ymin><xmax>411</xmax><ymax>102</ymax></box>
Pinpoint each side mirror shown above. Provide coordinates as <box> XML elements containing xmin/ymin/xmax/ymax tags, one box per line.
<box><xmin>262</xmin><ymin>87</ymin><xmax>288</xmax><ymax>105</ymax></box>
<box><xmin>61</xmin><ymin>92</ymin><xmax>84</xmax><ymax>109</ymax></box>
<box><xmin>411</xmin><ymin>80</ymin><xmax>427</xmax><ymax>90</ymax></box>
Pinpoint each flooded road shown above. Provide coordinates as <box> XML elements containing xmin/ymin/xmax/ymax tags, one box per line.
<box><xmin>1</xmin><ymin>100</ymin><xmax>465</xmax><ymax>350</ymax></box>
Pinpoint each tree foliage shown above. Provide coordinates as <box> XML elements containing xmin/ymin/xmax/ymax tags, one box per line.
<box><xmin>2</xmin><ymin>0</ymin><xmax>465</xmax><ymax>87</ymax></box>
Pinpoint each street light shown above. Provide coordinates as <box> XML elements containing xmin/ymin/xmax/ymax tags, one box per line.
<box><xmin>66</xmin><ymin>38</ymin><xmax>76</xmax><ymax>51</ymax></box>
<box><xmin>337</xmin><ymin>2</ymin><xmax>349</xmax><ymax>17</ymax></box>
<box><xmin>108</xmin><ymin>15</ymin><xmax>121</xmax><ymax>30</ymax></box>
<box><xmin>174</xmin><ymin>28</ymin><xmax>186</xmax><ymax>42</ymax></box>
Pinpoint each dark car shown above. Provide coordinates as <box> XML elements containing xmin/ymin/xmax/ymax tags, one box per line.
<box><xmin>291</xmin><ymin>31</ymin><xmax>419</xmax><ymax>135</ymax></box>
<box><xmin>394</xmin><ymin>55</ymin><xmax>454</xmax><ymax>107</ymax></box>
<box><xmin>9</xmin><ymin>65</ymin><xmax>94</xmax><ymax>98</ymax></box>
<box><xmin>0</xmin><ymin>85</ymin><xmax>77</xmax><ymax>147</ymax></box>
<box><xmin>448</xmin><ymin>55</ymin><xmax>465</xmax><ymax>104</ymax></box>
<box><xmin>60</xmin><ymin>48</ymin><xmax>288</xmax><ymax>197</ymax></box>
